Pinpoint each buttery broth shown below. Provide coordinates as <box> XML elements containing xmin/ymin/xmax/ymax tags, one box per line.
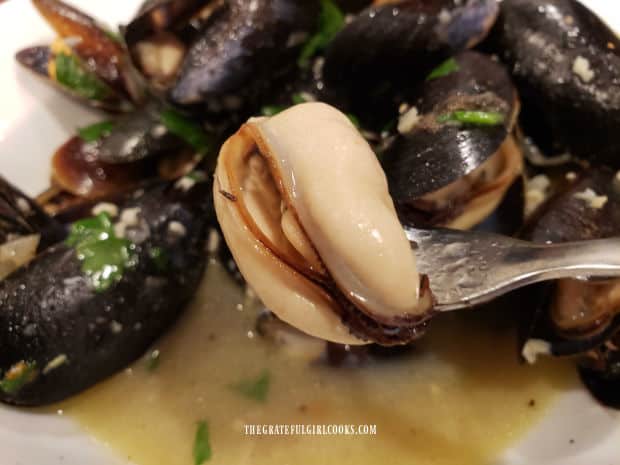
<box><xmin>59</xmin><ymin>261</ymin><xmax>577</xmax><ymax>465</ymax></box>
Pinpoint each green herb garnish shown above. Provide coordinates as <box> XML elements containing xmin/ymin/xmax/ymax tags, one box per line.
<box><xmin>159</xmin><ymin>109</ymin><xmax>211</xmax><ymax>155</ymax></box>
<box><xmin>260</xmin><ymin>105</ymin><xmax>287</xmax><ymax>117</ymax></box>
<box><xmin>193</xmin><ymin>421</ymin><xmax>212</xmax><ymax>465</ymax></box>
<box><xmin>298</xmin><ymin>0</ymin><xmax>344</xmax><ymax>68</ymax></box>
<box><xmin>54</xmin><ymin>52</ymin><xmax>110</xmax><ymax>101</ymax></box>
<box><xmin>146</xmin><ymin>349</ymin><xmax>160</xmax><ymax>372</ymax></box>
<box><xmin>346</xmin><ymin>113</ymin><xmax>361</xmax><ymax>128</ymax></box>
<box><xmin>66</xmin><ymin>212</ymin><xmax>137</xmax><ymax>292</ymax></box>
<box><xmin>231</xmin><ymin>370</ymin><xmax>271</xmax><ymax>403</ymax></box>
<box><xmin>148</xmin><ymin>246</ymin><xmax>169</xmax><ymax>272</ymax></box>
<box><xmin>291</xmin><ymin>93</ymin><xmax>307</xmax><ymax>105</ymax></box>
<box><xmin>78</xmin><ymin>120</ymin><xmax>115</xmax><ymax>142</ymax></box>
<box><xmin>0</xmin><ymin>361</ymin><xmax>38</xmax><ymax>395</ymax></box>
<box><xmin>437</xmin><ymin>110</ymin><xmax>506</xmax><ymax>126</ymax></box>
<box><xmin>426</xmin><ymin>58</ymin><xmax>460</xmax><ymax>81</ymax></box>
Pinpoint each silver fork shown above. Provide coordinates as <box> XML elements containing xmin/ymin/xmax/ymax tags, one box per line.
<box><xmin>405</xmin><ymin>227</ymin><xmax>620</xmax><ymax>312</ymax></box>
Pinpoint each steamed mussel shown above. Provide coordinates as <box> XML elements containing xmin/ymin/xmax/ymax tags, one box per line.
<box><xmin>0</xmin><ymin>176</ymin><xmax>213</xmax><ymax>405</ymax></box>
<box><xmin>16</xmin><ymin>0</ymin><xmax>143</xmax><ymax>112</ymax></box>
<box><xmin>487</xmin><ymin>0</ymin><xmax>620</xmax><ymax>166</ymax></box>
<box><xmin>520</xmin><ymin>167</ymin><xmax>620</xmax><ymax>408</ymax></box>
<box><xmin>382</xmin><ymin>50</ymin><xmax>524</xmax><ymax>231</ymax></box>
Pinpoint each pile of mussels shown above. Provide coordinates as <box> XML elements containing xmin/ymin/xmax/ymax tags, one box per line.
<box><xmin>0</xmin><ymin>0</ymin><xmax>618</xmax><ymax>409</ymax></box>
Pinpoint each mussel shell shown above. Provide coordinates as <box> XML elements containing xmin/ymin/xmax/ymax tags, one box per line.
<box><xmin>519</xmin><ymin>167</ymin><xmax>620</xmax><ymax>359</ymax></box>
<box><xmin>123</xmin><ymin>0</ymin><xmax>218</xmax><ymax>87</ymax></box>
<box><xmin>323</xmin><ymin>0</ymin><xmax>499</xmax><ymax>95</ymax></box>
<box><xmin>96</xmin><ymin>103</ymin><xmax>187</xmax><ymax>164</ymax></box>
<box><xmin>383</xmin><ymin>51</ymin><xmax>518</xmax><ymax>200</ymax></box>
<box><xmin>52</xmin><ymin>135</ymin><xmax>153</xmax><ymax>199</ymax></box>
<box><xmin>0</xmin><ymin>179</ymin><xmax>212</xmax><ymax>406</ymax></box>
<box><xmin>487</xmin><ymin>0</ymin><xmax>620</xmax><ymax>166</ymax></box>
<box><xmin>522</xmin><ymin>167</ymin><xmax>620</xmax><ymax>243</ymax></box>
<box><xmin>0</xmin><ymin>177</ymin><xmax>64</xmax><ymax>250</ymax></box>
<box><xmin>168</xmin><ymin>0</ymin><xmax>318</xmax><ymax>108</ymax></box>
<box><xmin>15</xmin><ymin>46</ymin><xmax>131</xmax><ymax>113</ymax></box>
<box><xmin>579</xmin><ymin>339</ymin><xmax>620</xmax><ymax>409</ymax></box>
<box><xmin>32</xmin><ymin>0</ymin><xmax>142</xmax><ymax>103</ymax></box>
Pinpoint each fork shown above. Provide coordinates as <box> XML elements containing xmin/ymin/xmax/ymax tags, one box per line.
<box><xmin>405</xmin><ymin>227</ymin><xmax>620</xmax><ymax>312</ymax></box>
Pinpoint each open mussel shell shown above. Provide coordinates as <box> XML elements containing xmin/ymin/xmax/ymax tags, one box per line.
<box><xmin>383</xmin><ymin>51</ymin><xmax>523</xmax><ymax>230</ymax></box>
<box><xmin>0</xmin><ymin>176</ymin><xmax>64</xmax><ymax>249</ymax></box>
<box><xmin>123</xmin><ymin>0</ymin><xmax>217</xmax><ymax>89</ymax></box>
<box><xmin>214</xmin><ymin>103</ymin><xmax>434</xmax><ymax>346</ymax></box>
<box><xmin>15</xmin><ymin>46</ymin><xmax>133</xmax><ymax>113</ymax></box>
<box><xmin>0</xmin><ymin>178</ymin><xmax>213</xmax><ymax>406</ymax></box>
<box><xmin>168</xmin><ymin>0</ymin><xmax>318</xmax><ymax>110</ymax></box>
<box><xmin>520</xmin><ymin>167</ymin><xmax>620</xmax><ymax>408</ymax></box>
<box><xmin>52</xmin><ymin>135</ymin><xmax>153</xmax><ymax>199</ymax></box>
<box><xmin>487</xmin><ymin>0</ymin><xmax>620</xmax><ymax>166</ymax></box>
<box><xmin>31</xmin><ymin>0</ymin><xmax>143</xmax><ymax>104</ymax></box>
<box><xmin>323</xmin><ymin>0</ymin><xmax>499</xmax><ymax>101</ymax></box>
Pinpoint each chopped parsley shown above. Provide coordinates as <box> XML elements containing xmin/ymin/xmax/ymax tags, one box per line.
<box><xmin>298</xmin><ymin>0</ymin><xmax>344</xmax><ymax>68</ymax></box>
<box><xmin>54</xmin><ymin>52</ymin><xmax>111</xmax><ymax>101</ymax></box>
<box><xmin>146</xmin><ymin>349</ymin><xmax>160</xmax><ymax>372</ymax></box>
<box><xmin>159</xmin><ymin>109</ymin><xmax>211</xmax><ymax>155</ymax></box>
<box><xmin>291</xmin><ymin>93</ymin><xmax>307</xmax><ymax>105</ymax></box>
<box><xmin>193</xmin><ymin>421</ymin><xmax>212</xmax><ymax>465</ymax></box>
<box><xmin>437</xmin><ymin>110</ymin><xmax>506</xmax><ymax>126</ymax></box>
<box><xmin>78</xmin><ymin>120</ymin><xmax>115</xmax><ymax>142</ymax></box>
<box><xmin>148</xmin><ymin>246</ymin><xmax>169</xmax><ymax>272</ymax></box>
<box><xmin>66</xmin><ymin>212</ymin><xmax>137</xmax><ymax>292</ymax></box>
<box><xmin>231</xmin><ymin>370</ymin><xmax>271</xmax><ymax>403</ymax></box>
<box><xmin>0</xmin><ymin>361</ymin><xmax>38</xmax><ymax>395</ymax></box>
<box><xmin>260</xmin><ymin>104</ymin><xmax>287</xmax><ymax>117</ymax></box>
<box><xmin>426</xmin><ymin>58</ymin><xmax>460</xmax><ymax>81</ymax></box>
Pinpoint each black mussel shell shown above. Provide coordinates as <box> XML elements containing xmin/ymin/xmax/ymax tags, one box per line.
<box><xmin>168</xmin><ymin>0</ymin><xmax>318</xmax><ymax>110</ymax></box>
<box><xmin>96</xmin><ymin>103</ymin><xmax>186</xmax><ymax>164</ymax></box>
<box><xmin>0</xmin><ymin>177</ymin><xmax>64</xmax><ymax>250</ymax></box>
<box><xmin>383</xmin><ymin>51</ymin><xmax>518</xmax><ymax>201</ymax></box>
<box><xmin>15</xmin><ymin>46</ymin><xmax>132</xmax><ymax>113</ymax></box>
<box><xmin>123</xmin><ymin>0</ymin><xmax>218</xmax><ymax>88</ymax></box>
<box><xmin>31</xmin><ymin>0</ymin><xmax>143</xmax><ymax>104</ymax></box>
<box><xmin>0</xmin><ymin>179</ymin><xmax>213</xmax><ymax>406</ymax></box>
<box><xmin>487</xmin><ymin>0</ymin><xmax>620</xmax><ymax>166</ymax></box>
<box><xmin>323</xmin><ymin>0</ymin><xmax>498</xmax><ymax>101</ymax></box>
<box><xmin>520</xmin><ymin>167</ymin><xmax>620</xmax><ymax>408</ymax></box>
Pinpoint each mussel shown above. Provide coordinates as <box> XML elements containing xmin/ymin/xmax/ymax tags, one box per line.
<box><xmin>124</xmin><ymin>0</ymin><xmax>221</xmax><ymax>89</ymax></box>
<box><xmin>520</xmin><ymin>167</ymin><xmax>620</xmax><ymax>408</ymax></box>
<box><xmin>16</xmin><ymin>0</ymin><xmax>143</xmax><ymax>112</ymax></box>
<box><xmin>167</xmin><ymin>0</ymin><xmax>318</xmax><ymax>111</ymax></box>
<box><xmin>322</xmin><ymin>0</ymin><xmax>499</xmax><ymax>113</ymax></box>
<box><xmin>487</xmin><ymin>0</ymin><xmax>620</xmax><ymax>166</ymax></box>
<box><xmin>383</xmin><ymin>51</ymin><xmax>524</xmax><ymax>231</ymax></box>
<box><xmin>51</xmin><ymin>103</ymin><xmax>213</xmax><ymax>199</ymax></box>
<box><xmin>0</xmin><ymin>176</ymin><xmax>213</xmax><ymax>406</ymax></box>
<box><xmin>214</xmin><ymin>103</ymin><xmax>434</xmax><ymax>346</ymax></box>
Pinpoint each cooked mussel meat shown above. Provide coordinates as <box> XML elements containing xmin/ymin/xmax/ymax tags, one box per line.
<box><xmin>214</xmin><ymin>103</ymin><xmax>434</xmax><ymax>346</ymax></box>
<box><xmin>383</xmin><ymin>51</ymin><xmax>524</xmax><ymax>230</ymax></box>
<box><xmin>488</xmin><ymin>0</ymin><xmax>620</xmax><ymax>166</ymax></box>
<box><xmin>0</xmin><ymin>177</ymin><xmax>213</xmax><ymax>406</ymax></box>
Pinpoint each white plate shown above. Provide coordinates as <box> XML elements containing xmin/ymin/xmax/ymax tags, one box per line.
<box><xmin>0</xmin><ymin>1</ymin><xmax>618</xmax><ymax>464</ymax></box>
